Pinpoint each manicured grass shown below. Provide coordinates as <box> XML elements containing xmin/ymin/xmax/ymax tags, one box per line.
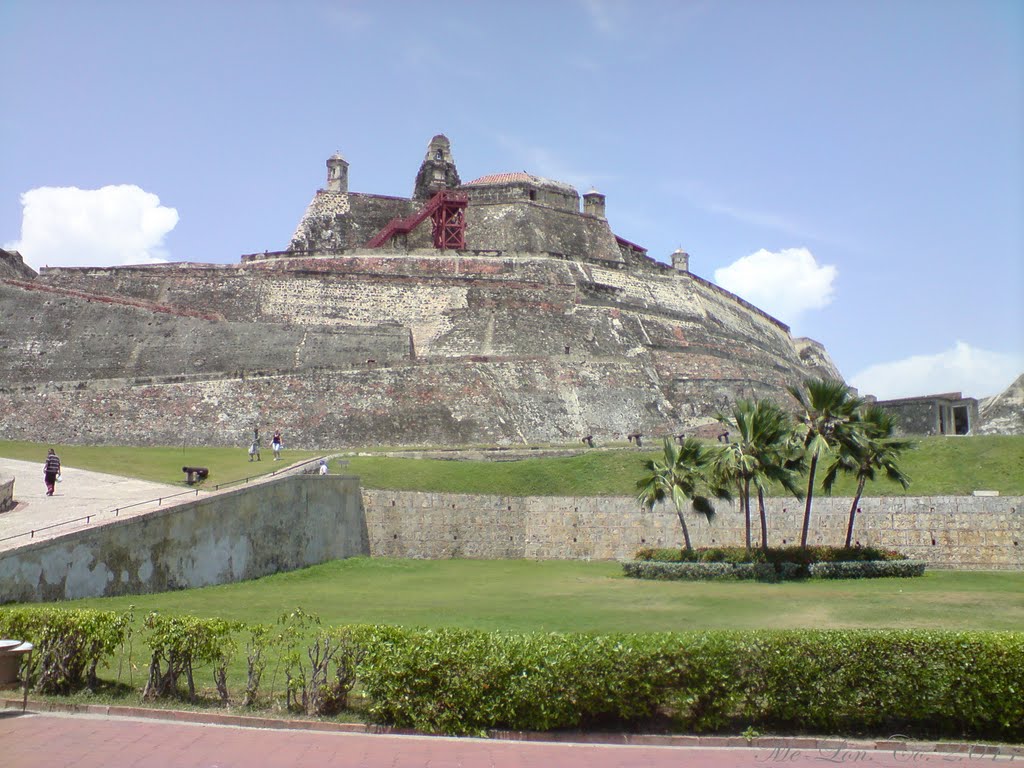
<box><xmin>345</xmin><ymin>434</ymin><xmax>1024</xmax><ymax>497</ymax></box>
<box><xmin>60</xmin><ymin>558</ymin><xmax>1024</xmax><ymax>632</ymax></box>
<box><xmin>3</xmin><ymin>435</ymin><xmax>1021</xmax><ymax>496</ymax></box>
<box><xmin>0</xmin><ymin>440</ymin><xmax>321</xmax><ymax>488</ymax></box>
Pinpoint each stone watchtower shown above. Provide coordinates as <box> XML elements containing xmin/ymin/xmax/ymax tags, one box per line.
<box><xmin>326</xmin><ymin>152</ymin><xmax>349</xmax><ymax>193</ymax></box>
<box><xmin>413</xmin><ymin>135</ymin><xmax>461</xmax><ymax>200</ymax></box>
<box><xmin>583</xmin><ymin>188</ymin><xmax>606</xmax><ymax>219</ymax></box>
<box><xmin>671</xmin><ymin>248</ymin><xmax>690</xmax><ymax>272</ymax></box>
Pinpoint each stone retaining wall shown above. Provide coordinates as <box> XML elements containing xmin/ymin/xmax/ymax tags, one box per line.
<box><xmin>362</xmin><ymin>491</ymin><xmax>1023</xmax><ymax>570</ymax></box>
<box><xmin>0</xmin><ymin>475</ymin><xmax>367</xmax><ymax>603</ymax></box>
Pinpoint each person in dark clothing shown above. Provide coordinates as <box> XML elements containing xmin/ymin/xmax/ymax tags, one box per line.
<box><xmin>43</xmin><ymin>448</ymin><xmax>61</xmax><ymax>496</ymax></box>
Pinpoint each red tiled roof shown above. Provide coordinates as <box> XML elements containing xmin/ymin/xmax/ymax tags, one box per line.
<box><xmin>464</xmin><ymin>172</ymin><xmax>535</xmax><ymax>185</ymax></box>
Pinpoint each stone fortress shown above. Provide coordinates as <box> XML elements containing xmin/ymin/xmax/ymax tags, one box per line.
<box><xmin>0</xmin><ymin>134</ymin><xmax>910</xmax><ymax>450</ymax></box>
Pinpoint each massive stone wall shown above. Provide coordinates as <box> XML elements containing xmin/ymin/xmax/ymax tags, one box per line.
<box><xmin>0</xmin><ymin>475</ymin><xmax>367</xmax><ymax>603</ymax></box>
<box><xmin>1</xmin><ymin>248</ymin><xmax>842</xmax><ymax>448</ymax></box>
<box><xmin>464</xmin><ymin>204</ymin><xmax>623</xmax><ymax>263</ymax></box>
<box><xmin>363</xmin><ymin>490</ymin><xmax>1023</xmax><ymax>570</ymax></box>
<box><xmin>0</xmin><ymin>359</ymin><xmax>691</xmax><ymax>447</ymax></box>
<box><xmin>0</xmin><ymin>279</ymin><xmax>412</xmax><ymax>386</ymax></box>
<box><xmin>289</xmin><ymin>193</ymin><xmax>414</xmax><ymax>252</ymax></box>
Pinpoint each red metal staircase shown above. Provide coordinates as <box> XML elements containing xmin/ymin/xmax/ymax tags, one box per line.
<box><xmin>365</xmin><ymin>189</ymin><xmax>468</xmax><ymax>250</ymax></box>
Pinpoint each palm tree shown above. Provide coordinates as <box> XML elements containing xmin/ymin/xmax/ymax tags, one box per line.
<box><xmin>715</xmin><ymin>399</ymin><xmax>803</xmax><ymax>550</ymax></box>
<box><xmin>823</xmin><ymin>405</ymin><xmax>914</xmax><ymax>547</ymax></box>
<box><xmin>636</xmin><ymin>437</ymin><xmax>724</xmax><ymax>551</ymax></box>
<box><xmin>787</xmin><ymin>378</ymin><xmax>865</xmax><ymax>549</ymax></box>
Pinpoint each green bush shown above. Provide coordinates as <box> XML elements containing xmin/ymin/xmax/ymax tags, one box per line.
<box><xmin>634</xmin><ymin>545</ymin><xmax>906</xmax><ymax>564</ymax></box>
<box><xmin>354</xmin><ymin>626</ymin><xmax>1023</xmax><ymax>740</ymax></box>
<box><xmin>809</xmin><ymin>561</ymin><xmax>926</xmax><ymax>579</ymax></box>
<box><xmin>623</xmin><ymin>559</ymin><xmax>925</xmax><ymax>582</ymax></box>
<box><xmin>0</xmin><ymin>607</ymin><xmax>133</xmax><ymax>694</ymax></box>
<box><xmin>274</xmin><ymin>609</ymin><xmax>366</xmax><ymax>716</ymax></box>
<box><xmin>737</xmin><ymin>631</ymin><xmax>1024</xmax><ymax>738</ymax></box>
<box><xmin>355</xmin><ymin>626</ymin><xmax>1023</xmax><ymax>740</ymax></box>
<box><xmin>353</xmin><ymin>625</ymin><xmax>679</xmax><ymax>735</ymax></box>
<box><xmin>622</xmin><ymin>561</ymin><xmax>783</xmax><ymax>582</ymax></box>
<box><xmin>142</xmin><ymin>612</ymin><xmax>240</xmax><ymax>702</ymax></box>
<box><xmin>3</xmin><ymin>608</ymin><xmax>1021</xmax><ymax>741</ymax></box>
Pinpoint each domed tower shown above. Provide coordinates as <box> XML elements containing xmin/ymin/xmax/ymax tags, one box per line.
<box><xmin>671</xmin><ymin>248</ymin><xmax>690</xmax><ymax>272</ymax></box>
<box><xmin>583</xmin><ymin>187</ymin><xmax>606</xmax><ymax>219</ymax></box>
<box><xmin>326</xmin><ymin>152</ymin><xmax>349</xmax><ymax>193</ymax></box>
<box><xmin>413</xmin><ymin>134</ymin><xmax>461</xmax><ymax>200</ymax></box>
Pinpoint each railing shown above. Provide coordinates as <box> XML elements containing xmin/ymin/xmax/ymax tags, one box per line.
<box><xmin>0</xmin><ymin>456</ymin><xmax>334</xmax><ymax>546</ymax></box>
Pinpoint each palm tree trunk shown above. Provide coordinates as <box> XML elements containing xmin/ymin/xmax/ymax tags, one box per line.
<box><xmin>757</xmin><ymin>487</ymin><xmax>769</xmax><ymax>550</ymax></box>
<box><xmin>844</xmin><ymin>476</ymin><xmax>867</xmax><ymax>548</ymax></box>
<box><xmin>800</xmin><ymin>451</ymin><xmax>819</xmax><ymax>549</ymax></box>
<box><xmin>675</xmin><ymin>509</ymin><xmax>693</xmax><ymax>551</ymax></box>
<box><xmin>743</xmin><ymin>478</ymin><xmax>752</xmax><ymax>551</ymax></box>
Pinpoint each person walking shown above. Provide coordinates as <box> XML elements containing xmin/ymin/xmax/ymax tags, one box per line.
<box><xmin>271</xmin><ymin>431</ymin><xmax>283</xmax><ymax>461</ymax></box>
<box><xmin>248</xmin><ymin>426</ymin><xmax>261</xmax><ymax>462</ymax></box>
<box><xmin>43</xmin><ymin>448</ymin><xmax>61</xmax><ymax>496</ymax></box>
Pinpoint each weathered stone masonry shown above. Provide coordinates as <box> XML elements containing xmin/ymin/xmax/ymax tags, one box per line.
<box><xmin>1</xmin><ymin>135</ymin><xmax>845</xmax><ymax>449</ymax></box>
<box><xmin>1</xmin><ymin>485</ymin><xmax>1017</xmax><ymax>603</ymax></box>
<box><xmin>0</xmin><ymin>475</ymin><xmax>367</xmax><ymax>603</ymax></box>
<box><xmin>363</xmin><ymin>491</ymin><xmax>1023</xmax><ymax>570</ymax></box>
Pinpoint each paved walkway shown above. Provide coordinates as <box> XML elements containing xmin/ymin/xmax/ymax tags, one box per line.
<box><xmin>2</xmin><ymin>711</ymin><xmax>1015</xmax><ymax>768</ymax></box>
<box><xmin>0</xmin><ymin>457</ymin><xmax>195</xmax><ymax>553</ymax></box>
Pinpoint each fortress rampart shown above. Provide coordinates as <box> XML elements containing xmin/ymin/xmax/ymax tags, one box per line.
<box><xmin>363</xmin><ymin>491</ymin><xmax>1023</xmax><ymax>570</ymax></box>
<box><xmin>0</xmin><ymin>135</ymin><xmax>843</xmax><ymax>449</ymax></box>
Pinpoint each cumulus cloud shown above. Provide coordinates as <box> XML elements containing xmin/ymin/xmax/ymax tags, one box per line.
<box><xmin>851</xmin><ymin>342</ymin><xmax>1024</xmax><ymax>400</ymax></box>
<box><xmin>5</xmin><ymin>185</ymin><xmax>178</xmax><ymax>270</ymax></box>
<box><xmin>713</xmin><ymin>247</ymin><xmax>837</xmax><ymax>326</ymax></box>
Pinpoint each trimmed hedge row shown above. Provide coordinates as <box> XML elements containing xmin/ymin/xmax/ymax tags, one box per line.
<box><xmin>2</xmin><ymin>609</ymin><xmax>1021</xmax><ymax>741</ymax></box>
<box><xmin>354</xmin><ymin>627</ymin><xmax>1024</xmax><ymax>739</ymax></box>
<box><xmin>634</xmin><ymin>545</ymin><xmax>906</xmax><ymax>564</ymax></box>
<box><xmin>622</xmin><ymin>559</ymin><xmax>926</xmax><ymax>581</ymax></box>
<box><xmin>809</xmin><ymin>560</ymin><xmax>927</xmax><ymax>579</ymax></box>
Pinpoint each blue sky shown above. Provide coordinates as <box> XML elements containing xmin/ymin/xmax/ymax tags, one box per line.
<box><xmin>2</xmin><ymin>0</ymin><xmax>1022</xmax><ymax>399</ymax></box>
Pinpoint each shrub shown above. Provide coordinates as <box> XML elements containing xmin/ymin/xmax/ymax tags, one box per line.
<box><xmin>354</xmin><ymin>626</ymin><xmax>680</xmax><ymax>735</ymax></box>
<box><xmin>628</xmin><ymin>545</ymin><xmax>916</xmax><ymax>581</ymax></box>
<box><xmin>142</xmin><ymin>613</ymin><xmax>239</xmax><ymax>702</ymax></box>
<box><xmin>622</xmin><ymin>561</ymin><xmax>782</xmax><ymax>582</ymax></box>
<box><xmin>354</xmin><ymin>626</ymin><xmax>1024</xmax><ymax>740</ymax></box>
<box><xmin>634</xmin><ymin>545</ymin><xmax>906</xmax><ymax>564</ymax></box>
<box><xmin>809</xmin><ymin>560</ymin><xmax>926</xmax><ymax>579</ymax></box>
<box><xmin>0</xmin><ymin>607</ymin><xmax>133</xmax><ymax>694</ymax></box>
<box><xmin>274</xmin><ymin>609</ymin><xmax>368</xmax><ymax>716</ymax></box>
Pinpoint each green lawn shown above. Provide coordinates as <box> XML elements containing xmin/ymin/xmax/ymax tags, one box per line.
<box><xmin>0</xmin><ymin>440</ymin><xmax>322</xmax><ymax>488</ymax></box>
<box><xmin>344</xmin><ymin>435</ymin><xmax>1024</xmax><ymax>497</ymax></box>
<box><xmin>5</xmin><ymin>434</ymin><xmax>1018</xmax><ymax>496</ymax></box>
<box><xmin>60</xmin><ymin>558</ymin><xmax>1024</xmax><ymax>632</ymax></box>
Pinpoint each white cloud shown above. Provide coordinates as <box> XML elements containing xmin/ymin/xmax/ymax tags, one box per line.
<box><xmin>713</xmin><ymin>247</ymin><xmax>837</xmax><ymax>326</ymax></box>
<box><xmin>5</xmin><ymin>185</ymin><xmax>178</xmax><ymax>270</ymax></box>
<box><xmin>851</xmin><ymin>342</ymin><xmax>1024</xmax><ymax>400</ymax></box>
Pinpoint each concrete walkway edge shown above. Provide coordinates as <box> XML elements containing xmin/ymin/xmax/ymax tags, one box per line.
<box><xmin>4</xmin><ymin>697</ymin><xmax>1022</xmax><ymax>757</ymax></box>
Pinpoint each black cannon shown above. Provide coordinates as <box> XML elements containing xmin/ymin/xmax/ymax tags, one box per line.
<box><xmin>182</xmin><ymin>466</ymin><xmax>209</xmax><ymax>484</ymax></box>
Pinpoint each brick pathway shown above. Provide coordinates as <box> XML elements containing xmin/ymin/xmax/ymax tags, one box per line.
<box><xmin>0</xmin><ymin>712</ymin><xmax>1016</xmax><ymax>768</ymax></box>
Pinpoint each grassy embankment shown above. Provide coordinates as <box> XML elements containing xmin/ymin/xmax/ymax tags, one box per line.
<box><xmin>0</xmin><ymin>441</ymin><xmax>322</xmax><ymax>487</ymax></box>
<box><xmin>2</xmin><ymin>434</ymin><xmax>1021</xmax><ymax>495</ymax></box>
